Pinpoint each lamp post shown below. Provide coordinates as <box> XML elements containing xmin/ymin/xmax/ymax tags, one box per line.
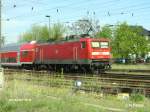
<box><xmin>45</xmin><ymin>15</ymin><xmax>50</xmax><ymax>38</ymax></box>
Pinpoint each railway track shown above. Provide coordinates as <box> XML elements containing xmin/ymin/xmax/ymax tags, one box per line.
<box><xmin>3</xmin><ymin>68</ymin><xmax>150</xmax><ymax>79</ymax></box>
<box><xmin>103</xmin><ymin>72</ymin><xmax>150</xmax><ymax>80</ymax></box>
<box><xmin>3</xmin><ymin>69</ymin><xmax>150</xmax><ymax>96</ymax></box>
<box><xmin>110</xmin><ymin>69</ymin><xmax>150</xmax><ymax>73</ymax></box>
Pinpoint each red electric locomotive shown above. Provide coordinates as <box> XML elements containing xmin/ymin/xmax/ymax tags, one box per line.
<box><xmin>0</xmin><ymin>36</ymin><xmax>111</xmax><ymax>73</ymax></box>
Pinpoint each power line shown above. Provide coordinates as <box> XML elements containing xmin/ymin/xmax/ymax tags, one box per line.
<box><xmin>5</xmin><ymin>6</ymin><xmax>150</xmax><ymax>23</ymax></box>
<box><xmin>5</xmin><ymin>0</ymin><xmax>149</xmax><ymax>19</ymax></box>
<box><xmin>109</xmin><ymin>2</ymin><xmax>150</xmax><ymax>12</ymax></box>
<box><xmin>5</xmin><ymin>0</ymin><xmax>88</xmax><ymax>19</ymax></box>
<box><xmin>31</xmin><ymin>8</ymin><xmax>150</xmax><ymax>27</ymax></box>
<box><xmin>67</xmin><ymin>0</ymin><xmax>150</xmax><ymax>16</ymax></box>
<box><xmin>60</xmin><ymin>5</ymin><xmax>150</xmax><ymax>21</ymax></box>
<box><xmin>4</xmin><ymin>0</ymin><xmax>46</xmax><ymax>10</ymax></box>
<box><xmin>5</xmin><ymin>0</ymin><xmax>120</xmax><ymax>20</ymax></box>
<box><xmin>4</xmin><ymin>0</ymin><xmax>85</xmax><ymax>12</ymax></box>
<box><xmin>3</xmin><ymin>0</ymin><xmax>150</xmax><ymax>31</ymax></box>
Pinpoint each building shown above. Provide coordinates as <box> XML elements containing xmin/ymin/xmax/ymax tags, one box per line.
<box><xmin>142</xmin><ymin>27</ymin><xmax>150</xmax><ymax>57</ymax></box>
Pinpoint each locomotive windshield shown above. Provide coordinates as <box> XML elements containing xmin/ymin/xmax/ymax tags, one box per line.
<box><xmin>91</xmin><ymin>41</ymin><xmax>108</xmax><ymax>48</ymax></box>
<box><xmin>100</xmin><ymin>42</ymin><xmax>109</xmax><ymax>48</ymax></box>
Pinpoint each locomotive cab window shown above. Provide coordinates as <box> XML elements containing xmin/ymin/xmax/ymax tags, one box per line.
<box><xmin>100</xmin><ymin>42</ymin><xmax>109</xmax><ymax>48</ymax></box>
<box><xmin>91</xmin><ymin>41</ymin><xmax>108</xmax><ymax>48</ymax></box>
<box><xmin>91</xmin><ymin>42</ymin><xmax>100</xmax><ymax>48</ymax></box>
<box><xmin>81</xmin><ymin>42</ymin><xmax>86</xmax><ymax>48</ymax></box>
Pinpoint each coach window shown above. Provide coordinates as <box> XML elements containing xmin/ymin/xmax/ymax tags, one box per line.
<box><xmin>22</xmin><ymin>51</ymin><xmax>28</xmax><ymax>57</ymax></box>
<box><xmin>81</xmin><ymin>42</ymin><xmax>86</xmax><ymax>48</ymax></box>
<box><xmin>1</xmin><ymin>58</ymin><xmax>5</xmax><ymax>62</ymax></box>
<box><xmin>5</xmin><ymin>58</ymin><xmax>9</xmax><ymax>62</ymax></box>
<box><xmin>10</xmin><ymin>58</ymin><xmax>16</xmax><ymax>62</ymax></box>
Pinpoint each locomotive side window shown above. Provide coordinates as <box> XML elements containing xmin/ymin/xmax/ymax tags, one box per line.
<box><xmin>22</xmin><ymin>51</ymin><xmax>28</xmax><ymax>57</ymax></box>
<box><xmin>81</xmin><ymin>42</ymin><xmax>86</xmax><ymax>48</ymax></box>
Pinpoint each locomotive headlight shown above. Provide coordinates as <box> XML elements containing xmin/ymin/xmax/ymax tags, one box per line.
<box><xmin>102</xmin><ymin>52</ymin><xmax>110</xmax><ymax>55</ymax></box>
<box><xmin>92</xmin><ymin>52</ymin><xmax>100</xmax><ymax>55</ymax></box>
<box><xmin>92</xmin><ymin>52</ymin><xmax>110</xmax><ymax>55</ymax></box>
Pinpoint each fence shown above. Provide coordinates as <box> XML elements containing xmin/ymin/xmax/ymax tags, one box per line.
<box><xmin>4</xmin><ymin>70</ymin><xmax>150</xmax><ymax>96</ymax></box>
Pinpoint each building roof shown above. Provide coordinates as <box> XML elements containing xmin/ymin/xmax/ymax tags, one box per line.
<box><xmin>130</xmin><ymin>26</ymin><xmax>150</xmax><ymax>37</ymax></box>
<box><xmin>142</xmin><ymin>28</ymin><xmax>150</xmax><ymax>37</ymax></box>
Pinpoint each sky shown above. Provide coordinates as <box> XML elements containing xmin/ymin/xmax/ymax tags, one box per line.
<box><xmin>3</xmin><ymin>0</ymin><xmax>150</xmax><ymax>44</ymax></box>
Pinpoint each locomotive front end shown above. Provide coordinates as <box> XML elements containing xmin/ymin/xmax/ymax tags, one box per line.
<box><xmin>89</xmin><ymin>38</ymin><xmax>111</xmax><ymax>71</ymax></box>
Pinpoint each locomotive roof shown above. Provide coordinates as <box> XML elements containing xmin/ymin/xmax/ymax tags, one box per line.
<box><xmin>38</xmin><ymin>37</ymin><xmax>109</xmax><ymax>45</ymax></box>
<box><xmin>0</xmin><ymin>43</ymin><xmax>20</xmax><ymax>52</ymax></box>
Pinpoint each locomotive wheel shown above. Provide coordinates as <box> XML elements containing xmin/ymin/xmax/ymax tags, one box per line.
<box><xmin>91</xmin><ymin>68</ymin><xmax>105</xmax><ymax>75</ymax></box>
<box><xmin>93</xmin><ymin>70</ymin><xmax>99</xmax><ymax>75</ymax></box>
<box><xmin>91</xmin><ymin>67</ymin><xmax>99</xmax><ymax>75</ymax></box>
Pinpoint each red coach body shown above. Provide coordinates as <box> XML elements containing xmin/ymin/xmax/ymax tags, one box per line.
<box><xmin>0</xmin><ymin>44</ymin><xmax>20</xmax><ymax>66</ymax></box>
<box><xmin>20</xmin><ymin>42</ymin><xmax>36</xmax><ymax>64</ymax></box>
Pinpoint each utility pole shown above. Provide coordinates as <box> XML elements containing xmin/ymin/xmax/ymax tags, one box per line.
<box><xmin>45</xmin><ymin>15</ymin><xmax>50</xmax><ymax>39</ymax></box>
<box><xmin>0</xmin><ymin>0</ymin><xmax>2</xmax><ymax>48</ymax></box>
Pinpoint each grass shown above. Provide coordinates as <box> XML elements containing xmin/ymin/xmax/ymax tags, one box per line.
<box><xmin>0</xmin><ymin>80</ymin><xmax>104</xmax><ymax>112</ymax></box>
<box><xmin>0</xmin><ymin>75</ymin><xmax>150</xmax><ymax>112</ymax></box>
<box><xmin>112</xmin><ymin>64</ymin><xmax>150</xmax><ymax>70</ymax></box>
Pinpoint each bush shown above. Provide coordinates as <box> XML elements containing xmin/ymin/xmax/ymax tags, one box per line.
<box><xmin>130</xmin><ymin>94</ymin><xmax>145</xmax><ymax>102</ymax></box>
<box><xmin>146</xmin><ymin>57</ymin><xmax>150</xmax><ymax>63</ymax></box>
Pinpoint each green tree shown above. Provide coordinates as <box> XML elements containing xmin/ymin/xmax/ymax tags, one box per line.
<box><xmin>19</xmin><ymin>23</ymin><xmax>66</xmax><ymax>43</ymax></box>
<box><xmin>96</xmin><ymin>25</ymin><xmax>113</xmax><ymax>39</ymax></box>
<box><xmin>19</xmin><ymin>32</ymin><xmax>32</xmax><ymax>43</ymax></box>
<box><xmin>112</xmin><ymin>22</ymin><xmax>149</xmax><ymax>58</ymax></box>
<box><xmin>49</xmin><ymin>23</ymin><xmax>66</xmax><ymax>41</ymax></box>
<box><xmin>19</xmin><ymin>25</ymin><xmax>49</xmax><ymax>43</ymax></box>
